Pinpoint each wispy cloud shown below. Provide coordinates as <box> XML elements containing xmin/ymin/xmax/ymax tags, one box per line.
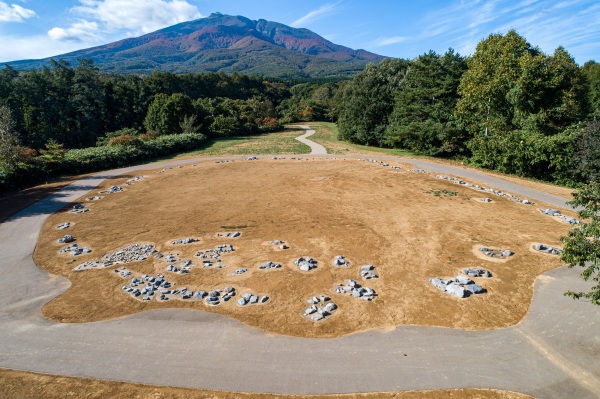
<box><xmin>371</xmin><ymin>36</ymin><xmax>407</xmax><ymax>47</ymax></box>
<box><xmin>291</xmin><ymin>1</ymin><xmax>341</xmax><ymax>27</ymax></box>
<box><xmin>0</xmin><ymin>1</ymin><xmax>36</xmax><ymax>22</ymax></box>
<box><xmin>416</xmin><ymin>0</ymin><xmax>600</xmax><ymax>62</ymax></box>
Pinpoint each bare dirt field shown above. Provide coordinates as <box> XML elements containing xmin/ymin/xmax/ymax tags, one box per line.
<box><xmin>0</xmin><ymin>369</ymin><xmax>535</xmax><ymax>399</ymax></box>
<box><xmin>34</xmin><ymin>158</ymin><xmax>574</xmax><ymax>337</ymax></box>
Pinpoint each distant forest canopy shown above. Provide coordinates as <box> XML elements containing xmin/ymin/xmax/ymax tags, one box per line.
<box><xmin>1</xmin><ymin>30</ymin><xmax>600</xmax><ymax>187</ymax></box>
<box><xmin>338</xmin><ymin>30</ymin><xmax>600</xmax><ymax>186</ymax></box>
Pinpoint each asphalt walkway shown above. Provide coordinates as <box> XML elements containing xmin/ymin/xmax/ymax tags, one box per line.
<box><xmin>0</xmin><ymin>136</ymin><xmax>599</xmax><ymax>398</ymax></box>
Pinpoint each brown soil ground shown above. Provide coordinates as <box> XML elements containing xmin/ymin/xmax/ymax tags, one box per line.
<box><xmin>0</xmin><ymin>369</ymin><xmax>536</xmax><ymax>399</ymax></box>
<box><xmin>34</xmin><ymin>159</ymin><xmax>574</xmax><ymax>337</ymax></box>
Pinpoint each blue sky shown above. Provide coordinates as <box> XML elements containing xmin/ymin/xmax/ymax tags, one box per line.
<box><xmin>0</xmin><ymin>0</ymin><xmax>598</xmax><ymax>63</ymax></box>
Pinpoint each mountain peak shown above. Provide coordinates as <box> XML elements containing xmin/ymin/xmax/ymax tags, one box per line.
<box><xmin>7</xmin><ymin>14</ymin><xmax>387</xmax><ymax>78</ymax></box>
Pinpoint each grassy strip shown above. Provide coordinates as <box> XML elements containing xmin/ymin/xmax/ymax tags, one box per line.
<box><xmin>176</xmin><ymin>128</ymin><xmax>311</xmax><ymax>157</ymax></box>
<box><xmin>308</xmin><ymin>122</ymin><xmax>418</xmax><ymax>157</ymax></box>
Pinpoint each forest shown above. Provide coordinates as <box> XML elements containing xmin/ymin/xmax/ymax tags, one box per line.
<box><xmin>1</xmin><ymin>30</ymin><xmax>599</xmax><ymax>192</ymax></box>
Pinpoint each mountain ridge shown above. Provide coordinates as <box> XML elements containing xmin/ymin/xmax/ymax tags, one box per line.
<box><xmin>6</xmin><ymin>13</ymin><xmax>387</xmax><ymax>78</ymax></box>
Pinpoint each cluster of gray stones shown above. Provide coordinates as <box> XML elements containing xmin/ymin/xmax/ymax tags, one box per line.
<box><xmin>540</xmin><ymin>208</ymin><xmax>580</xmax><ymax>224</ymax></box>
<box><xmin>430</xmin><ymin>268</ymin><xmax>492</xmax><ymax>298</ymax></box>
<box><xmin>57</xmin><ymin>234</ymin><xmax>75</xmax><ymax>244</ymax></box>
<box><xmin>435</xmin><ymin>174</ymin><xmax>534</xmax><ymax>205</ymax></box>
<box><xmin>533</xmin><ymin>243</ymin><xmax>563</xmax><ymax>255</ymax></box>
<box><xmin>360</xmin><ymin>265</ymin><xmax>379</xmax><ymax>280</ymax></box>
<box><xmin>238</xmin><ymin>292</ymin><xmax>269</xmax><ymax>306</ymax></box>
<box><xmin>99</xmin><ymin>185</ymin><xmax>124</xmax><ymax>194</ymax></box>
<box><xmin>334</xmin><ymin>279</ymin><xmax>377</xmax><ymax>301</ymax></box>
<box><xmin>332</xmin><ymin>255</ymin><xmax>350</xmax><ymax>267</ymax></box>
<box><xmin>362</xmin><ymin>159</ymin><xmax>403</xmax><ymax>170</ymax></box>
<box><xmin>231</xmin><ymin>268</ymin><xmax>248</xmax><ymax>275</ymax></box>
<box><xmin>74</xmin><ymin>243</ymin><xmax>157</xmax><ymax>271</ymax></box>
<box><xmin>86</xmin><ymin>196</ymin><xmax>102</xmax><ymax>201</ymax></box>
<box><xmin>304</xmin><ymin>294</ymin><xmax>338</xmax><ymax>322</ymax></box>
<box><xmin>215</xmin><ymin>160</ymin><xmax>234</xmax><ymax>164</ymax></box>
<box><xmin>158</xmin><ymin>167</ymin><xmax>173</xmax><ymax>173</ymax></box>
<box><xmin>172</xmin><ymin>237</ymin><xmax>199</xmax><ymax>245</ymax></box>
<box><xmin>480</xmin><ymin>247</ymin><xmax>514</xmax><ymax>259</ymax></box>
<box><xmin>69</xmin><ymin>204</ymin><xmax>89</xmax><ymax>213</ymax></box>
<box><xmin>60</xmin><ymin>243</ymin><xmax>92</xmax><ymax>256</ymax></box>
<box><xmin>56</xmin><ymin>222</ymin><xmax>72</xmax><ymax>229</ymax></box>
<box><xmin>269</xmin><ymin>240</ymin><xmax>289</xmax><ymax>250</ymax></box>
<box><xmin>246</xmin><ymin>156</ymin><xmax>258</xmax><ymax>161</ymax></box>
<box><xmin>217</xmin><ymin>232</ymin><xmax>241</xmax><ymax>238</ymax></box>
<box><xmin>259</xmin><ymin>261</ymin><xmax>282</xmax><ymax>270</ymax></box>
<box><xmin>295</xmin><ymin>257</ymin><xmax>318</xmax><ymax>271</ymax></box>
<box><xmin>125</xmin><ymin>176</ymin><xmax>143</xmax><ymax>185</ymax></box>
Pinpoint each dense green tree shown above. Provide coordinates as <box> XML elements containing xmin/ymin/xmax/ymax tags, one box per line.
<box><xmin>583</xmin><ymin>61</ymin><xmax>600</xmax><ymax>118</ymax></box>
<box><xmin>0</xmin><ymin>105</ymin><xmax>22</xmax><ymax>170</ymax></box>
<box><xmin>561</xmin><ymin>182</ymin><xmax>600</xmax><ymax>305</ymax></box>
<box><xmin>384</xmin><ymin>49</ymin><xmax>468</xmax><ymax>155</ymax></box>
<box><xmin>573</xmin><ymin>121</ymin><xmax>600</xmax><ymax>183</ymax></box>
<box><xmin>456</xmin><ymin>31</ymin><xmax>587</xmax><ymax>138</ymax></box>
<box><xmin>70</xmin><ymin>58</ymin><xmax>106</xmax><ymax>147</ymax></box>
<box><xmin>143</xmin><ymin>93</ymin><xmax>194</xmax><ymax>134</ymax></box>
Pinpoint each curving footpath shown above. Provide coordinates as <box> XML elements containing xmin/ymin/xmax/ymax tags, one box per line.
<box><xmin>1</xmin><ymin>129</ymin><xmax>599</xmax><ymax>399</ymax></box>
<box><xmin>294</xmin><ymin>125</ymin><xmax>328</xmax><ymax>155</ymax></box>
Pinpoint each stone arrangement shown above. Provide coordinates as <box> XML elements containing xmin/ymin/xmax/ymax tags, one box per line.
<box><xmin>238</xmin><ymin>292</ymin><xmax>269</xmax><ymax>306</ymax></box>
<box><xmin>56</xmin><ymin>222</ymin><xmax>72</xmax><ymax>229</ymax></box>
<box><xmin>258</xmin><ymin>261</ymin><xmax>282</xmax><ymax>270</ymax></box>
<box><xmin>57</xmin><ymin>235</ymin><xmax>75</xmax><ymax>244</ymax></box>
<box><xmin>268</xmin><ymin>240</ymin><xmax>289</xmax><ymax>249</ymax></box>
<box><xmin>332</xmin><ymin>255</ymin><xmax>350</xmax><ymax>267</ymax></box>
<box><xmin>410</xmin><ymin>169</ymin><xmax>427</xmax><ymax>173</ymax></box>
<box><xmin>60</xmin><ymin>243</ymin><xmax>92</xmax><ymax>256</ymax></box>
<box><xmin>231</xmin><ymin>268</ymin><xmax>248</xmax><ymax>275</ymax></box>
<box><xmin>69</xmin><ymin>204</ymin><xmax>88</xmax><ymax>213</ymax></box>
<box><xmin>99</xmin><ymin>186</ymin><xmax>123</xmax><ymax>194</ymax></box>
<box><xmin>334</xmin><ymin>279</ymin><xmax>377</xmax><ymax>301</ymax></box>
<box><xmin>74</xmin><ymin>243</ymin><xmax>157</xmax><ymax>271</ymax></box>
<box><xmin>86</xmin><ymin>196</ymin><xmax>102</xmax><ymax>201</ymax></box>
<box><xmin>540</xmin><ymin>208</ymin><xmax>580</xmax><ymax>224</ymax></box>
<box><xmin>217</xmin><ymin>232</ymin><xmax>241</xmax><ymax>238</ymax></box>
<box><xmin>533</xmin><ymin>243</ymin><xmax>563</xmax><ymax>255</ymax></box>
<box><xmin>462</xmin><ymin>268</ymin><xmax>493</xmax><ymax>278</ymax></box>
<box><xmin>480</xmin><ymin>247</ymin><xmax>514</xmax><ymax>259</ymax></box>
<box><xmin>359</xmin><ymin>264</ymin><xmax>379</xmax><ymax>280</ymax></box>
<box><xmin>246</xmin><ymin>156</ymin><xmax>258</xmax><ymax>161</ymax></box>
<box><xmin>304</xmin><ymin>294</ymin><xmax>338</xmax><ymax>322</ymax></box>
<box><xmin>215</xmin><ymin>160</ymin><xmax>234</xmax><ymax>164</ymax></box>
<box><xmin>125</xmin><ymin>176</ymin><xmax>143</xmax><ymax>185</ymax></box>
<box><xmin>295</xmin><ymin>257</ymin><xmax>318</xmax><ymax>271</ymax></box>
<box><xmin>158</xmin><ymin>167</ymin><xmax>172</xmax><ymax>173</ymax></box>
<box><xmin>429</xmin><ymin>275</ymin><xmax>487</xmax><ymax>298</ymax></box>
<box><xmin>434</xmin><ymin>174</ymin><xmax>534</xmax><ymax>205</ymax></box>
<box><xmin>195</xmin><ymin>244</ymin><xmax>235</xmax><ymax>260</ymax></box>
<box><xmin>480</xmin><ymin>198</ymin><xmax>493</xmax><ymax>203</ymax></box>
<box><xmin>171</xmin><ymin>237</ymin><xmax>199</xmax><ymax>245</ymax></box>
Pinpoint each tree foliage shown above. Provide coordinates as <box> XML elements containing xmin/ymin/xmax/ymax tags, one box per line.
<box><xmin>384</xmin><ymin>50</ymin><xmax>468</xmax><ymax>156</ymax></box>
<box><xmin>561</xmin><ymin>182</ymin><xmax>600</xmax><ymax>305</ymax></box>
<box><xmin>0</xmin><ymin>105</ymin><xmax>22</xmax><ymax>170</ymax></box>
<box><xmin>337</xmin><ymin>59</ymin><xmax>410</xmax><ymax>146</ymax></box>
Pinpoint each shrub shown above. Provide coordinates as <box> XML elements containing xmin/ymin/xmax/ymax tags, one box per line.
<box><xmin>108</xmin><ymin>134</ymin><xmax>143</xmax><ymax>147</ymax></box>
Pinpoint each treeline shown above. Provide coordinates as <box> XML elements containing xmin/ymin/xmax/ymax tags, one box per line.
<box><xmin>0</xmin><ymin>59</ymin><xmax>291</xmax><ymax>150</ymax></box>
<box><xmin>0</xmin><ymin>60</ymin><xmax>343</xmax><ymax>192</ymax></box>
<box><xmin>338</xmin><ymin>30</ymin><xmax>600</xmax><ymax>186</ymax></box>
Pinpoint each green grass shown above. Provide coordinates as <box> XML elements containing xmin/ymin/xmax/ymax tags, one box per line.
<box><xmin>308</xmin><ymin>122</ymin><xmax>419</xmax><ymax>157</ymax></box>
<box><xmin>172</xmin><ymin>128</ymin><xmax>311</xmax><ymax>158</ymax></box>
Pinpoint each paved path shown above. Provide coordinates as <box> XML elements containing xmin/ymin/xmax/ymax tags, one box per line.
<box><xmin>1</xmin><ymin>149</ymin><xmax>599</xmax><ymax>399</ymax></box>
<box><xmin>294</xmin><ymin>125</ymin><xmax>328</xmax><ymax>155</ymax></box>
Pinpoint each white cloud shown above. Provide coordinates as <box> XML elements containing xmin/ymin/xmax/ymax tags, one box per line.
<box><xmin>72</xmin><ymin>0</ymin><xmax>202</xmax><ymax>34</ymax></box>
<box><xmin>372</xmin><ymin>36</ymin><xmax>407</xmax><ymax>47</ymax></box>
<box><xmin>48</xmin><ymin>20</ymin><xmax>102</xmax><ymax>42</ymax></box>
<box><xmin>291</xmin><ymin>1</ymin><xmax>342</xmax><ymax>27</ymax></box>
<box><xmin>0</xmin><ymin>34</ymin><xmax>88</xmax><ymax>62</ymax></box>
<box><xmin>0</xmin><ymin>1</ymin><xmax>36</xmax><ymax>22</ymax></box>
<box><xmin>47</xmin><ymin>0</ymin><xmax>202</xmax><ymax>43</ymax></box>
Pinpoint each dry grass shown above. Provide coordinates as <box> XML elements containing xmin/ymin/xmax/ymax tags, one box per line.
<box><xmin>35</xmin><ymin>159</ymin><xmax>572</xmax><ymax>337</ymax></box>
<box><xmin>0</xmin><ymin>369</ymin><xmax>536</xmax><ymax>399</ymax></box>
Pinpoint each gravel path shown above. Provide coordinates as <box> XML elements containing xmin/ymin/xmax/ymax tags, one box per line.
<box><xmin>294</xmin><ymin>125</ymin><xmax>328</xmax><ymax>155</ymax></box>
<box><xmin>0</xmin><ymin>149</ymin><xmax>599</xmax><ymax>398</ymax></box>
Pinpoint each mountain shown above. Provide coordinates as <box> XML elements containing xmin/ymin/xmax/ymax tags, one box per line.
<box><xmin>6</xmin><ymin>13</ymin><xmax>386</xmax><ymax>78</ymax></box>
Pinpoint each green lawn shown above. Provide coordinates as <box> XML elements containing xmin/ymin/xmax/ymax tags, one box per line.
<box><xmin>173</xmin><ymin>128</ymin><xmax>311</xmax><ymax>157</ymax></box>
<box><xmin>308</xmin><ymin>122</ymin><xmax>419</xmax><ymax>157</ymax></box>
